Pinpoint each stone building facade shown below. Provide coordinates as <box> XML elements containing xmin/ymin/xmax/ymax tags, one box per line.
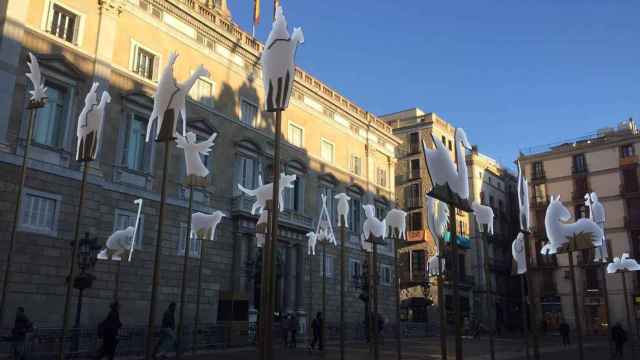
<box><xmin>0</xmin><ymin>0</ymin><xmax>400</xmax><ymax>332</ymax></box>
<box><xmin>518</xmin><ymin>119</ymin><xmax>640</xmax><ymax>335</ymax></box>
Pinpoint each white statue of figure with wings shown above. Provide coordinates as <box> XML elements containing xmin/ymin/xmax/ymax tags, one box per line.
<box><xmin>26</xmin><ymin>52</ymin><xmax>47</xmax><ymax>104</ymax></box>
<box><xmin>176</xmin><ymin>131</ymin><xmax>217</xmax><ymax>178</ymax></box>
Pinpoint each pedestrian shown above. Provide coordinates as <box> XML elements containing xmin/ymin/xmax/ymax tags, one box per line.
<box><xmin>611</xmin><ymin>322</ymin><xmax>627</xmax><ymax>359</ymax></box>
<box><xmin>96</xmin><ymin>302</ymin><xmax>122</xmax><ymax>360</ymax></box>
<box><xmin>309</xmin><ymin>312</ymin><xmax>323</xmax><ymax>352</ymax></box>
<box><xmin>288</xmin><ymin>314</ymin><xmax>298</xmax><ymax>348</ymax></box>
<box><xmin>281</xmin><ymin>315</ymin><xmax>290</xmax><ymax>348</ymax></box>
<box><xmin>153</xmin><ymin>302</ymin><xmax>177</xmax><ymax>360</ymax></box>
<box><xmin>11</xmin><ymin>307</ymin><xmax>33</xmax><ymax>360</ymax></box>
<box><xmin>558</xmin><ymin>321</ymin><xmax>570</xmax><ymax>346</ymax></box>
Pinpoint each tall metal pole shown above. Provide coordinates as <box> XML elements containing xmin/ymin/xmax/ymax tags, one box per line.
<box><xmin>599</xmin><ymin>263</ymin><xmax>613</xmax><ymax>358</ymax></box>
<box><xmin>522</xmin><ymin>231</ymin><xmax>540</xmax><ymax>360</ymax></box>
<box><xmin>339</xmin><ymin>216</ymin><xmax>346</xmax><ymax>360</ymax></box>
<box><xmin>437</xmin><ymin>232</ymin><xmax>447</xmax><ymax>360</ymax></box>
<box><xmin>520</xmin><ymin>275</ymin><xmax>530</xmax><ymax>360</ymax></box>
<box><xmin>448</xmin><ymin>203</ymin><xmax>462</xmax><ymax>360</ymax></box>
<box><xmin>481</xmin><ymin>228</ymin><xmax>495</xmax><ymax>360</ymax></box>
<box><xmin>393</xmin><ymin>236</ymin><xmax>402</xmax><ymax>360</ymax></box>
<box><xmin>176</xmin><ymin>183</ymin><xmax>195</xmax><ymax>359</ymax></box>
<box><xmin>322</xmin><ymin>240</ymin><xmax>327</xmax><ymax>353</ymax></box>
<box><xmin>567</xmin><ymin>250</ymin><xmax>584</xmax><ymax>360</ymax></box>
<box><xmin>58</xmin><ymin>162</ymin><xmax>90</xmax><ymax>360</ymax></box>
<box><xmin>0</xmin><ymin>105</ymin><xmax>41</xmax><ymax>327</ymax></box>
<box><xmin>144</xmin><ymin>139</ymin><xmax>173</xmax><ymax>360</ymax></box>
<box><xmin>193</xmin><ymin>235</ymin><xmax>207</xmax><ymax>355</ymax></box>
<box><xmin>258</xmin><ymin>209</ymin><xmax>271</xmax><ymax>357</ymax></box>
<box><xmin>308</xmin><ymin>248</ymin><xmax>313</xmax><ymax>347</ymax></box>
<box><xmin>621</xmin><ymin>271</ymin><xmax>636</xmax><ymax>360</ymax></box>
<box><xmin>371</xmin><ymin>235</ymin><xmax>380</xmax><ymax>360</ymax></box>
<box><xmin>113</xmin><ymin>262</ymin><xmax>122</xmax><ymax>302</ymax></box>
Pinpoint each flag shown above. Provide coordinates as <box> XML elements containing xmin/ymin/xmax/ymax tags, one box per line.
<box><xmin>253</xmin><ymin>0</ymin><xmax>260</xmax><ymax>25</ymax></box>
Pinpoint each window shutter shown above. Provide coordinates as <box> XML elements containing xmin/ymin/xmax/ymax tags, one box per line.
<box><xmin>177</xmin><ymin>223</ymin><xmax>187</xmax><ymax>256</ymax></box>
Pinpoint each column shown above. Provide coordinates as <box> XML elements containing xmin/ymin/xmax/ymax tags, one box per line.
<box><xmin>295</xmin><ymin>244</ymin><xmax>307</xmax><ymax>335</ymax></box>
<box><xmin>286</xmin><ymin>244</ymin><xmax>296</xmax><ymax>313</ymax></box>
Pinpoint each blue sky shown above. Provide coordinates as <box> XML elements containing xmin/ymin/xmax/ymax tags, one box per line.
<box><xmin>228</xmin><ymin>1</ymin><xmax>640</xmax><ymax>168</ymax></box>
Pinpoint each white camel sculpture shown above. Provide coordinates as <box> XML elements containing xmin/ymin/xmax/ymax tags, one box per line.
<box><xmin>26</xmin><ymin>52</ymin><xmax>47</xmax><ymax>102</ymax></box>
<box><xmin>607</xmin><ymin>253</ymin><xmax>640</xmax><ymax>274</ymax></box>
<box><xmin>237</xmin><ymin>173</ymin><xmax>297</xmax><ymax>214</ymax></box>
<box><xmin>585</xmin><ymin>192</ymin><xmax>607</xmax><ymax>262</ymax></box>
<box><xmin>426</xmin><ymin>195</ymin><xmax>449</xmax><ymax>276</ymax></box>
<box><xmin>76</xmin><ymin>83</ymin><xmax>111</xmax><ymax>161</ymax></box>
<box><xmin>334</xmin><ymin>193</ymin><xmax>351</xmax><ymax>227</ymax></box>
<box><xmin>422</xmin><ymin>128</ymin><xmax>471</xmax><ymax>202</ymax></box>
<box><xmin>385</xmin><ymin>208</ymin><xmax>407</xmax><ymax>240</ymax></box>
<box><xmin>306</xmin><ymin>231</ymin><xmax>318</xmax><ymax>255</ymax></box>
<box><xmin>147</xmin><ymin>52</ymin><xmax>209</xmax><ymax>141</ymax></box>
<box><xmin>191</xmin><ymin>211</ymin><xmax>226</xmax><ymax>241</ymax></box>
<box><xmin>542</xmin><ymin>195</ymin><xmax>603</xmax><ymax>255</ymax></box>
<box><xmin>260</xmin><ymin>5</ymin><xmax>304</xmax><ymax>112</ymax></box>
<box><xmin>517</xmin><ymin>161</ymin><xmax>530</xmax><ymax>231</ymax></box>
<box><xmin>98</xmin><ymin>199</ymin><xmax>143</xmax><ymax>261</ymax></box>
<box><xmin>512</xmin><ymin>232</ymin><xmax>527</xmax><ymax>274</ymax></box>
<box><xmin>176</xmin><ymin>132</ymin><xmax>217</xmax><ymax>177</ymax></box>
<box><xmin>471</xmin><ymin>201</ymin><xmax>494</xmax><ymax>235</ymax></box>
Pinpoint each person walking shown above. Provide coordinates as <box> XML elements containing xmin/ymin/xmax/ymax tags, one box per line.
<box><xmin>288</xmin><ymin>314</ymin><xmax>297</xmax><ymax>349</ymax></box>
<box><xmin>558</xmin><ymin>321</ymin><xmax>570</xmax><ymax>346</ymax></box>
<box><xmin>309</xmin><ymin>312</ymin><xmax>323</xmax><ymax>352</ymax></box>
<box><xmin>153</xmin><ymin>302</ymin><xmax>177</xmax><ymax>360</ymax></box>
<box><xmin>96</xmin><ymin>302</ymin><xmax>122</xmax><ymax>360</ymax></box>
<box><xmin>11</xmin><ymin>307</ymin><xmax>33</xmax><ymax>360</ymax></box>
<box><xmin>611</xmin><ymin>322</ymin><xmax>628</xmax><ymax>359</ymax></box>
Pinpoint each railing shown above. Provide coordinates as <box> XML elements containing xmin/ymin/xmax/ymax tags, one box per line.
<box><xmin>405</xmin><ymin>197</ymin><xmax>422</xmax><ymax>210</ymax></box>
<box><xmin>531</xmin><ymin>169</ymin><xmax>546</xmax><ymax>180</ymax></box>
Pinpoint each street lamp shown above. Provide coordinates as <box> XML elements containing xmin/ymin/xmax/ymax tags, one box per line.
<box><xmin>70</xmin><ymin>232</ymin><xmax>100</xmax><ymax>349</ymax></box>
<box><xmin>351</xmin><ymin>259</ymin><xmax>369</xmax><ymax>342</ymax></box>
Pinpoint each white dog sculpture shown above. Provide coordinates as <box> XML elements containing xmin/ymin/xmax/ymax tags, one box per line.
<box><xmin>607</xmin><ymin>253</ymin><xmax>640</xmax><ymax>274</ymax></box>
<box><xmin>76</xmin><ymin>82</ymin><xmax>111</xmax><ymax>161</ymax></box>
<box><xmin>26</xmin><ymin>52</ymin><xmax>47</xmax><ymax>103</ymax></box>
<box><xmin>542</xmin><ymin>195</ymin><xmax>603</xmax><ymax>255</ymax></box>
<box><xmin>237</xmin><ymin>173</ymin><xmax>296</xmax><ymax>214</ymax></box>
<box><xmin>471</xmin><ymin>201</ymin><xmax>494</xmax><ymax>235</ymax></box>
<box><xmin>191</xmin><ymin>211</ymin><xmax>226</xmax><ymax>241</ymax></box>
<box><xmin>306</xmin><ymin>231</ymin><xmax>318</xmax><ymax>255</ymax></box>
<box><xmin>176</xmin><ymin>132</ymin><xmax>217</xmax><ymax>177</ymax></box>
<box><xmin>385</xmin><ymin>208</ymin><xmax>407</xmax><ymax>240</ymax></box>
<box><xmin>334</xmin><ymin>193</ymin><xmax>351</xmax><ymax>226</ymax></box>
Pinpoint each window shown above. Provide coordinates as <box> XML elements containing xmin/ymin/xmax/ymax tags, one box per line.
<box><xmin>349</xmin><ymin>258</ymin><xmax>362</xmax><ymax>279</ymax></box>
<box><xmin>573</xmin><ymin>154</ymin><xmax>587</xmax><ymax>173</ymax></box>
<box><xmin>320</xmin><ymin>139</ymin><xmax>335</xmax><ymax>163</ymax></box>
<box><xmin>411</xmin><ymin>250</ymin><xmax>425</xmax><ymax>273</ymax></box>
<box><xmin>376</xmin><ymin>168</ymin><xmax>387</xmax><ymax>187</ymax></box>
<box><xmin>240</xmin><ymin>99</ymin><xmax>258</xmax><ymax>126</ymax></box>
<box><xmin>189</xmin><ymin>77</ymin><xmax>214</xmax><ymax>108</ymax></box>
<box><xmin>350</xmin><ymin>155</ymin><xmax>362</xmax><ymax>176</ymax></box>
<box><xmin>320</xmin><ymin>255</ymin><xmax>336</xmax><ymax>278</ymax></box>
<box><xmin>122</xmin><ymin>113</ymin><xmax>149</xmax><ymax>172</ymax></box>
<box><xmin>622</xmin><ymin>167</ymin><xmax>640</xmax><ymax>193</ymax></box>
<box><xmin>533</xmin><ymin>161</ymin><xmax>545</xmax><ymax>179</ymax></box>
<box><xmin>410</xmin><ymin>159</ymin><xmax>420</xmax><ymax>179</ymax></box>
<box><xmin>284</xmin><ymin>175</ymin><xmax>303</xmax><ymax>212</ymax></box>
<box><xmin>404</xmin><ymin>183</ymin><xmax>421</xmax><ymax>209</ymax></box>
<box><xmin>349</xmin><ymin>196</ymin><xmax>362</xmax><ymax>234</ymax></box>
<box><xmin>375</xmin><ymin>204</ymin><xmax>386</xmax><ymax>221</ymax></box>
<box><xmin>20</xmin><ymin>191</ymin><xmax>59</xmax><ymax>234</ymax></box>
<box><xmin>319</xmin><ymin>185</ymin><xmax>337</xmax><ymax>225</ymax></box>
<box><xmin>533</xmin><ymin>184</ymin><xmax>547</xmax><ymax>205</ymax></box>
<box><xmin>381</xmin><ymin>265</ymin><xmax>392</xmax><ymax>285</ymax></box>
<box><xmin>48</xmin><ymin>4</ymin><xmax>79</xmax><ymax>43</ymax></box>
<box><xmin>33</xmin><ymin>80</ymin><xmax>70</xmax><ymax>148</ymax></box>
<box><xmin>441</xmin><ymin>135</ymin><xmax>446</xmax><ymax>146</ymax></box>
<box><xmin>409</xmin><ymin>132</ymin><xmax>420</xmax><ymax>154</ymax></box>
<box><xmin>621</xmin><ymin>144</ymin><xmax>635</xmax><ymax>158</ymax></box>
<box><xmin>448</xmin><ymin>140</ymin><xmax>453</xmax><ymax>151</ymax></box>
<box><xmin>235</xmin><ymin>156</ymin><xmax>258</xmax><ymax>194</ymax></box>
<box><xmin>288</xmin><ymin>123</ymin><xmax>303</xmax><ymax>147</ymax></box>
<box><xmin>177</xmin><ymin>223</ymin><xmax>201</xmax><ymax>257</ymax></box>
<box><xmin>114</xmin><ymin>209</ymin><xmax>143</xmax><ymax>250</ymax></box>
<box><xmin>132</xmin><ymin>45</ymin><xmax>157</xmax><ymax>80</ymax></box>
<box><xmin>407</xmin><ymin>211</ymin><xmax>422</xmax><ymax>231</ymax></box>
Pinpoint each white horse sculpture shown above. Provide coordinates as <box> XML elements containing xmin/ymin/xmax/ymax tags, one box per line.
<box><xmin>76</xmin><ymin>82</ymin><xmax>111</xmax><ymax>161</ymax></box>
<box><xmin>26</xmin><ymin>52</ymin><xmax>47</xmax><ymax>103</ymax></box>
<box><xmin>607</xmin><ymin>253</ymin><xmax>640</xmax><ymax>273</ymax></box>
<box><xmin>176</xmin><ymin>132</ymin><xmax>217</xmax><ymax>177</ymax></box>
<box><xmin>191</xmin><ymin>211</ymin><xmax>226</xmax><ymax>241</ymax></box>
<box><xmin>147</xmin><ymin>52</ymin><xmax>209</xmax><ymax>141</ymax></box>
<box><xmin>422</xmin><ymin>128</ymin><xmax>471</xmax><ymax>202</ymax></box>
<box><xmin>517</xmin><ymin>161</ymin><xmax>530</xmax><ymax>231</ymax></box>
<box><xmin>512</xmin><ymin>232</ymin><xmax>527</xmax><ymax>274</ymax></box>
<box><xmin>542</xmin><ymin>195</ymin><xmax>603</xmax><ymax>255</ymax></box>
<box><xmin>471</xmin><ymin>201</ymin><xmax>494</xmax><ymax>235</ymax></box>
<box><xmin>237</xmin><ymin>173</ymin><xmax>297</xmax><ymax>215</ymax></box>
<box><xmin>260</xmin><ymin>5</ymin><xmax>304</xmax><ymax>112</ymax></box>
<box><xmin>385</xmin><ymin>208</ymin><xmax>407</xmax><ymax>240</ymax></box>
<box><xmin>306</xmin><ymin>231</ymin><xmax>318</xmax><ymax>255</ymax></box>
<box><xmin>334</xmin><ymin>193</ymin><xmax>351</xmax><ymax>226</ymax></box>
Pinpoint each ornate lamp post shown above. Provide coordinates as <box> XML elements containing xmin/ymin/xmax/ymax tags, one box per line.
<box><xmin>351</xmin><ymin>258</ymin><xmax>370</xmax><ymax>342</ymax></box>
<box><xmin>71</xmin><ymin>232</ymin><xmax>101</xmax><ymax>349</ymax></box>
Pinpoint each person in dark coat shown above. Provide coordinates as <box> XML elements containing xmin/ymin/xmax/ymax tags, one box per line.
<box><xmin>611</xmin><ymin>322</ymin><xmax>627</xmax><ymax>359</ymax></box>
<box><xmin>309</xmin><ymin>312</ymin><xmax>323</xmax><ymax>352</ymax></box>
<box><xmin>11</xmin><ymin>307</ymin><xmax>33</xmax><ymax>360</ymax></box>
<box><xmin>96</xmin><ymin>302</ymin><xmax>122</xmax><ymax>360</ymax></box>
<box><xmin>153</xmin><ymin>302</ymin><xmax>177</xmax><ymax>359</ymax></box>
<box><xmin>558</xmin><ymin>321</ymin><xmax>570</xmax><ymax>346</ymax></box>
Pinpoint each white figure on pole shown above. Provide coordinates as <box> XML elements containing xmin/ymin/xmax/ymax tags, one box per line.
<box><xmin>607</xmin><ymin>253</ymin><xmax>640</xmax><ymax>273</ymax></box>
<box><xmin>26</xmin><ymin>52</ymin><xmax>47</xmax><ymax>102</ymax></box>
<box><xmin>426</xmin><ymin>195</ymin><xmax>449</xmax><ymax>276</ymax></box>
<box><xmin>306</xmin><ymin>231</ymin><xmax>318</xmax><ymax>255</ymax></box>
<box><xmin>238</xmin><ymin>173</ymin><xmax>297</xmax><ymax>214</ymax></box>
<box><xmin>315</xmin><ymin>194</ymin><xmax>336</xmax><ymax>246</ymax></box>
<box><xmin>541</xmin><ymin>195</ymin><xmax>603</xmax><ymax>255</ymax></box>
<box><xmin>512</xmin><ymin>232</ymin><xmax>527</xmax><ymax>275</ymax></box>
<box><xmin>191</xmin><ymin>211</ymin><xmax>226</xmax><ymax>241</ymax></box>
<box><xmin>334</xmin><ymin>193</ymin><xmax>351</xmax><ymax>227</ymax></box>
<box><xmin>361</xmin><ymin>204</ymin><xmax>386</xmax><ymax>254</ymax></box>
<box><xmin>385</xmin><ymin>208</ymin><xmax>407</xmax><ymax>240</ymax></box>
<box><xmin>422</xmin><ymin>128</ymin><xmax>471</xmax><ymax>202</ymax></box>
<box><xmin>76</xmin><ymin>82</ymin><xmax>111</xmax><ymax>161</ymax></box>
<box><xmin>176</xmin><ymin>132</ymin><xmax>217</xmax><ymax>177</ymax></box>
<box><xmin>471</xmin><ymin>201</ymin><xmax>494</xmax><ymax>235</ymax></box>
<box><xmin>585</xmin><ymin>192</ymin><xmax>607</xmax><ymax>262</ymax></box>
<box><xmin>256</xmin><ymin>210</ymin><xmax>268</xmax><ymax>248</ymax></box>
<box><xmin>517</xmin><ymin>161</ymin><xmax>530</xmax><ymax>231</ymax></box>
<box><xmin>98</xmin><ymin>198</ymin><xmax>143</xmax><ymax>262</ymax></box>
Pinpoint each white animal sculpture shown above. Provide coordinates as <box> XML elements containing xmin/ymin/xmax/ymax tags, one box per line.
<box><xmin>542</xmin><ymin>195</ymin><xmax>603</xmax><ymax>255</ymax></box>
<box><xmin>191</xmin><ymin>211</ymin><xmax>226</xmax><ymax>241</ymax></box>
<box><xmin>237</xmin><ymin>173</ymin><xmax>297</xmax><ymax>214</ymax></box>
<box><xmin>385</xmin><ymin>208</ymin><xmax>407</xmax><ymax>240</ymax></box>
<box><xmin>76</xmin><ymin>83</ymin><xmax>111</xmax><ymax>161</ymax></box>
<box><xmin>26</xmin><ymin>52</ymin><xmax>47</xmax><ymax>102</ymax></box>
<box><xmin>585</xmin><ymin>192</ymin><xmax>607</xmax><ymax>262</ymax></box>
<box><xmin>255</xmin><ymin>210</ymin><xmax>268</xmax><ymax>248</ymax></box>
<box><xmin>260</xmin><ymin>5</ymin><xmax>304</xmax><ymax>112</ymax></box>
<box><xmin>306</xmin><ymin>231</ymin><xmax>318</xmax><ymax>255</ymax></box>
<box><xmin>98</xmin><ymin>199</ymin><xmax>143</xmax><ymax>262</ymax></box>
<box><xmin>607</xmin><ymin>253</ymin><xmax>640</xmax><ymax>274</ymax></box>
<box><xmin>422</xmin><ymin>128</ymin><xmax>471</xmax><ymax>202</ymax></box>
<box><xmin>426</xmin><ymin>196</ymin><xmax>448</xmax><ymax>276</ymax></box>
<box><xmin>334</xmin><ymin>193</ymin><xmax>351</xmax><ymax>227</ymax></box>
<box><xmin>471</xmin><ymin>201</ymin><xmax>494</xmax><ymax>235</ymax></box>
<box><xmin>517</xmin><ymin>161</ymin><xmax>530</xmax><ymax>231</ymax></box>
<box><xmin>361</xmin><ymin>205</ymin><xmax>386</xmax><ymax>253</ymax></box>
<box><xmin>147</xmin><ymin>52</ymin><xmax>209</xmax><ymax>141</ymax></box>
<box><xmin>176</xmin><ymin>132</ymin><xmax>217</xmax><ymax>177</ymax></box>
<box><xmin>512</xmin><ymin>232</ymin><xmax>527</xmax><ymax>274</ymax></box>
<box><xmin>428</xmin><ymin>254</ymin><xmax>444</xmax><ymax>277</ymax></box>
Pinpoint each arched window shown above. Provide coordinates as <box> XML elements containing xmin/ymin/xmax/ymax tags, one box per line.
<box><xmin>233</xmin><ymin>140</ymin><xmax>261</xmax><ymax>195</ymax></box>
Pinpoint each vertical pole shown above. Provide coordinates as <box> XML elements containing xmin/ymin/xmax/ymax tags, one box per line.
<box><xmin>193</xmin><ymin>236</ymin><xmax>207</xmax><ymax>355</ymax></box>
<box><xmin>264</xmin><ymin>108</ymin><xmax>283</xmax><ymax>360</ymax></box>
<box><xmin>599</xmin><ymin>264</ymin><xmax>613</xmax><ymax>358</ymax></box>
<box><xmin>394</xmin><ymin>236</ymin><xmax>402</xmax><ymax>360</ymax></box>
<box><xmin>448</xmin><ymin>203</ymin><xmax>462</xmax><ymax>360</ymax></box>
<box><xmin>522</xmin><ymin>232</ymin><xmax>540</xmax><ymax>360</ymax></box>
<box><xmin>176</xmin><ymin>184</ymin><xmax>194</xmax><ymax>359</ymax></box>
<box><xmin>567</xmin><ymin>250</ymin><xmax>584</xmax><ymax>360</ymax></box>
<box><xmin>621</xmin><ymin>271</ymin><xmax>636</xmax><ymax>360</ymax></box>
<box><xmin>114</xmin><ymin>261</ymin><xmax>122</xmax><ymax>302</ymax></box>
<box><xmin>521</xmin><ymin>275</ymin><xmax>530</xmax><ymax>360</ymax></box>
<box><xmin>437</xmin><ymin>234</ymin><xmax>447</xmax><ymax>360</ymax></box>
<box><xmin>322</xmin><ymin>241</ymin><xmax>327</xmax><ymax>353</ymax></box>
<box><xmin>371</xmin><ymin>235</ymin><xmax>380</xmax><ymax>360</ymax></box>
<box><xmin>481</xmin><ymin>228</ymin><xmax>495</xmax><ymax>360</ymax></box>
<box><xmin>144</xmin><ymin>140</ymin><xmax>172</xmax><ymax>360</ymax></box>
<box><xmin>58</xmin><ymin>163</ymin><xmax>90</xmax><ymax>360</ymax></box>
<box><xmin>260</xmin><ymin>205</ymin><xmax>273</xmax><ymax>360</ymax></box>
<box><xmin>340</xmin><ymin>217</ymin><xmax>346</xmax><ymax>360</ymax></box>
<box><xmin>0</xmin><ymin>107</ymin><xmax>38</xmax><ymax>327</ymax></box>
<box><xmin>308</xmin><ymin>250</ymin><xmax>313</xmax><ymax>347</ymax></box>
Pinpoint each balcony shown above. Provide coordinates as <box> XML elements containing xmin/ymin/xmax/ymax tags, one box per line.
<box><xmin>531</xmin><ymin>169</ymin><xmax>546</xmax><ymax>181</ymax></box>
<box><xmin>397</xmin><ymin>142</ymin><xmax>421</xmax><ymax>158</ymax></box>
<box><xmin>231</xmin><ymin>195</ymin><xmax>313</xmax><ymax>229</ymax></box>
<box><xmin>405</xmin><ymin>197</ymin><xmax>422</xmax><ymax>210</ymax></box>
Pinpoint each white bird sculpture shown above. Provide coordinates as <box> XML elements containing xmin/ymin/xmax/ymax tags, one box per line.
<box><xmin>385</xmin><ymin>208</ymin><xmax>407</xmax><ymax>240</ymax></box>
<box><xmin>517</xmin><ymin>161</ymin><xmax>530</xmax><ymax>231</ymax></box>
<box><xmin>607</xmin><ymin>253</ymin><xmax>640</xmax><ymax>274</ymax></box>
<box><xmin>191</xmin><ymin>211</ymin><xmax>226</xmax><ymax>241</ymax></box>
<box><xmin>76</xmin><ymin>83</ymin><xmax>111</xmax><ymax>161</ymax></box>
<box><xmin>176</xmin><ymin>132</ymin><xmax>217</xmax><ymax>177</ymax></box>
<box><xmin>334</xmin><ymin>193</ymin><xmax>351</xmax><ymax>227</ymax></box>
<box><xmin>146</xmin><ymin>52</ymin><xmax>209</xmax><ymax>142</ymax></box>
<box><xmin>260</xmin><ymin>5</ymin><xmax>304</xmax><ymax>112</ymax></box>
<box><xmin>512</xmin><ymin>232</ymin><xmax>527</xmax><ymax>274</ymax></box>
<box><xmin>26</xmin><ymin>52</ymin><xmax>47</xmax><ymax>103</ymax></box>
<box><xmin>471</xmin><ymin>201</ymin><xmax>494</xmax><ymax>235</ymax></box>
<box><xmin>542</xmin><ymin>195</ymin><xmax>603</xmax><ymax>255</ymax></box>
<box><xmin>422</xmin><ymin>128</ymin><xmax>471</xmax><ymax>203</ymax></box>
<box><xmin>237</xmin><ymin>173</ymin><xmax>297</xmax><ymax>214</ymax></box>
<box><xmin>426</xmin><ymin>195</ymin><xmax>449</xmax><ymax>276</ymax></box>
<box><xmin>585</xmin><ymin>192</ymin><xmax>607</xmax><ymax>262</ymax></box>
